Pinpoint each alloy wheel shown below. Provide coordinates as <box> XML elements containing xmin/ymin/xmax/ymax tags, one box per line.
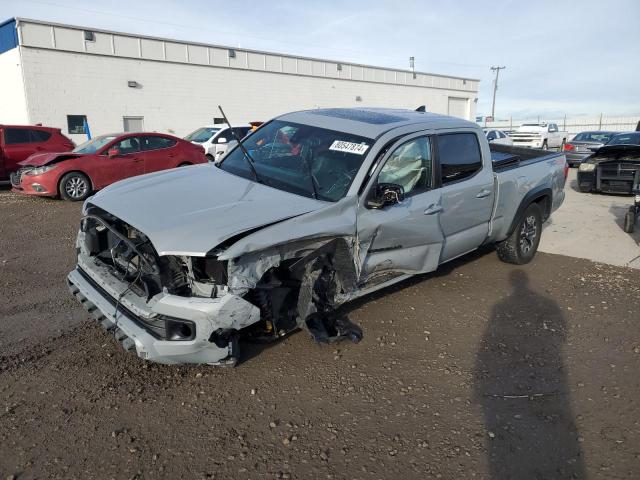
<box><xmin>519</xmin><ymin>215</ymin><xmax>537</xmax><ymax>253</ymax></box>
<box><xmin>65</xmin><ymin>177</ymin><xmax>88</xmax><ymax>199</ymax></box>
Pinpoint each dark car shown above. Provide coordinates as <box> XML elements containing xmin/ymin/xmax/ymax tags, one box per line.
<box><xmin>562</xmin><ymin>131</ymin><xmax>617</xmax><ymax>167</ymax></box>
<box><xmin>0</xmin><ymin>125</ymin><xmax>75</xmax><ymax>180</ymax></box>
<box><xmin>577</xmin><ymin>132</ymin><xmax>640</xmax><ymax>194</ymax></box>
<box><xmin>11</xmin><ymin>132</ymin><xmax>207</xmax><ymax>201</ymax></box>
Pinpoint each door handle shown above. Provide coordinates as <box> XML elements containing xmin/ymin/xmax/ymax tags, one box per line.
<box><xmin>424</xmin><ymin>204</ymin><xmax>443</xmax><ymax>215</ymax></box>
<box><xmin>476</xmin><ymin>189</ymin><xmax>492</xmax><ymax>198</ymax></box>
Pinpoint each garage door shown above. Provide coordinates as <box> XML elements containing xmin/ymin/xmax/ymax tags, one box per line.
<box><xmin>447</xmin><ymin>97</ymin><xmax>468</xmax><ymax>119</ymax></box>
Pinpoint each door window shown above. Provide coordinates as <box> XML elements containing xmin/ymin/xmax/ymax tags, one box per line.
<box><xmin>486</xmin><ymin>130</ymin><xmax>497</xmax><ymax>141</ymax></box>
<box><xmin>437</xmin><ymin>133</ymin><xmax>482</xmax><ymax>185</ymax></box>
<box><xmin>215</xmin><ymin>129</ymin><xmax>231</xmax><ymax>143</ymax></box>
<box><xmin>141</xmin><ymin>136</ymin><xmax>177</xmax><ymax>151</ymax></box>
<box><xmin>378</xmin><ymin>137</ymin><xmax>432</xmax><ymax>196</ymax></box>
<box><xmin>112</xmin><ymin>137</ymin><xmax>141</xmax><ymax>154</ymax></box>
<box><xmin>4</xmin><ymin>128</ymin><xmax>32</xmax><ymax>144</ymax></box>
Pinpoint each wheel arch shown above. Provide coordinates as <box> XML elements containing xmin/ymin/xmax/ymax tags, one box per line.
<box><xmin>506</xmin><ymin>186</ymin><xmax>552</xmax><ymax>237</ymax></box>
<box><xmin>57</xmin><ymin>169</ymin><xmax>94</xmax><ymax>196</ymax></box>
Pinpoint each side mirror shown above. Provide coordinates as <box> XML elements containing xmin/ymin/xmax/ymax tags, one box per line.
<box><xmin>217</xmin><ymin>137</ymin><xmax>227</xmax><ymax>144</ymax></box>
<box><xmin>366</xmin><ymin>183</ymin><xmax>405</xmax><ymax>209</ymax></box>
<box><xmin>107</xmin><ymin>147</ymin><xmax>120</xmax><ymax>158</ymax></box>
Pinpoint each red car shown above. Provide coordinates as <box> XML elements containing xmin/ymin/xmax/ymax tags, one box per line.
<box><xmin>0</xmin><ymin>124</ymin><xmax>75</xmax><ymax>180</ymax></box>
<box><xmin>12</xmin><ymin>132</ymin><xmax>207</xmax><ymax>201</ymax></box>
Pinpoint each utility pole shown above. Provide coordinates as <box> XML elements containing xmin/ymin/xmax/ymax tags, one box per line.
<box><xmin>490</xmin><ymin>66</ymin><xmax>506</xmax><ymax>119</ymax></box>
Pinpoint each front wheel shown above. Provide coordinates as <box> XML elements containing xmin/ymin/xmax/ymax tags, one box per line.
<box><xmin>624</xmin><ymin>208</ymin><xmax>636</xmax><ymax>233</ymax></box>
<box><xmin>541</xmin><ymin>141</ymin><xmax>548</xmax><ymax>150</ymax></box>
<box><xmin>59</xmin><ymin>172</ymin><xmax>91</xmax><ymax>201</ymax></box>
<box><xmin>496</xmin><ymin>203</ymin><xmax>543</xmax><ymax>265</ymax></box>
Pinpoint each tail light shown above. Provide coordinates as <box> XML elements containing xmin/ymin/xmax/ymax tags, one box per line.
<box><xmin>563</xmin><ymin>143</ymin><xmax>575</xmax><ymax>151</ymax></box>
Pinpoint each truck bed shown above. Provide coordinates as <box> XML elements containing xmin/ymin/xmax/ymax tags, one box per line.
<box><xmin>487</xmin><ymin>143</ymin><xmax>567</xmax><ymax>244</ymax></box>
<box><xmin>490</xmin><ymin>143</ymin><xmax>565</xmax><ymax>171</ymax></box>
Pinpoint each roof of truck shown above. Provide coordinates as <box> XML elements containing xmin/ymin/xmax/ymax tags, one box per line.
<box><xmin>278</xmin><ymin>108</ymin><xmax>478</xmax><ymax>139</ymax></box>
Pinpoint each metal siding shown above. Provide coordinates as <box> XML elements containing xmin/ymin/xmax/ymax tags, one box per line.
<box><xmin>0</xmin><ymin>18</ymin><xmax>18</xmax><ymax>54</ymax></box>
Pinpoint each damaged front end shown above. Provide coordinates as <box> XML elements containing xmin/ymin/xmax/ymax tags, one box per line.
<box><xmin>68</xmin><ymin>204</ymin><xmax>362</xmax><ymax>365</ymax></box>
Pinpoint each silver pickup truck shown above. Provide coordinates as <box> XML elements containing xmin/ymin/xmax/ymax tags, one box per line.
<box><xmin>67</xmin><ymin>108</ymin><xmax>567</xmax><ymax>365</ymax></box>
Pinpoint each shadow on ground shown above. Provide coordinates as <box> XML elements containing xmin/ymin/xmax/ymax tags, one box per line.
<box><xmin>474</xmin><ymin>270</ymin><xmax>586</xmax><ymax>479</ymax></box>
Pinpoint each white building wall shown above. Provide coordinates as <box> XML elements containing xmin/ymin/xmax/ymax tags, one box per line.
<box><xmin>0</xmin><ymin>47</ymin><xmax>29</xmax><ymax>124</ymax></box>
<box><xmin>15</xmin><ymin>19</ymin><xmax>478</xmax><ymax>142</ymax></box>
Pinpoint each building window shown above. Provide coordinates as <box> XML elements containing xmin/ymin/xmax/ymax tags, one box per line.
<box><xmin>228</xmin><ymin>49</ymin><xmax>236</xmax><ymax>58</ymax></box>
<box><xmin>123</xmin><ymin>116</ymin><xmax>144</xmax><ymax>132</ymax></box>
<box><xmin>67</xmin><ymin>115</ymin><xmax>87</xmax><ymax>134</ymax></box>
<box><xmin>84</xmin><ymin>30</ymin><xmax>95</xmax><ymax>42</ymax></box>
<box><xmin>337</xmin><ymin>63</ymin><xmax>342</xmax><ymax>71</ymax></box>
<box><xmin>213</xmin><ymin>117</ymin><xmax>225</xmax><ymax>125</ymax></box>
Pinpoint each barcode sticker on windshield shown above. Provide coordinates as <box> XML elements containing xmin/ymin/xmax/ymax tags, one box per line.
<box><xmin>329</xmin><ymin>140</ymin><xmax>369</xmax><ymax>155</ymax></box>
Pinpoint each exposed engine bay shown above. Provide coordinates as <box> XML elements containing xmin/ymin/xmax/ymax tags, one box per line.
<box><xmin>74</xmin><ymin>204</ymin><xmax>362</xmax><ymax>365</ymax></box>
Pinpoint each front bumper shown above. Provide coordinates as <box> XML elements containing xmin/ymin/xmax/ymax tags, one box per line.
<box><xmin>10</xmin><ymin>169</ymin><xmax>57</xmax><ymax>196</ymax></box>
<box><xmin>67</xmin><ymin>254</ymin><xmax>261</xmax><ymax>365</ymax></box>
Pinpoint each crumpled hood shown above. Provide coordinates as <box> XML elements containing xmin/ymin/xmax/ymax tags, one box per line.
<box><xmin>88</xmin><ymin>164</ymin><xmax>328</xmax><ymax>256</ymax></box>
<box><xmin>19</xmin><ymin>152</ymin><xmax>83</xmax><ymax>167</ymax></box>
<box><xmin>588</xmin><ymin>144</ymin><xmax>640</xmax><ymax>163</ymax></box>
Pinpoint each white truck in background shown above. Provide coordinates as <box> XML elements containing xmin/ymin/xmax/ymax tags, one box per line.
<box><xmin>509</xmin><ymin>123</ymin><xmax>568</xmax><ymax>150</ymax></box>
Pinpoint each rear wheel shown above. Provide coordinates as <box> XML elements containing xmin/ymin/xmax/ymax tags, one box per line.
<box><xmin>496</xmin><ymin>203</ymin><xmax>543</xmax><ymax>265</ymax></box>
<box><xmin>59</xmin><ymin>172</ymin><xmax>91</xmax><ymax>201</ymax></box>
<box><xmin>624</xmin><ymin>208</ymin><xmax>636</xmax><ymax>233</ymax></box>
<box><xmin>205</xmin><ymin>154</ymin><xmax>214</xmax><ymax>162</ymax></box>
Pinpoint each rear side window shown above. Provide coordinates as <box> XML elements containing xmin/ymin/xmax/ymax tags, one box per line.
<box><xmin>30</xmin><ymin>130</ymin><xmax>52</xmax><ymax>142</ymax></box>
<box><xmin>437</xmin><ymin>133</ymin><xmax>483</xmax><ymax>185</ymax></box>
<box><xmin>141</xmin><ymin>136</ymin><xmax>177</xmax><ymax>151</ymax></box>
<box><xmin>4</xmin><ymin>128</ymin><xmax>32</xmax><ymax>145</ymax></box>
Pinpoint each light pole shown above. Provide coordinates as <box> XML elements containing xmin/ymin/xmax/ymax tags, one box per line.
<box><xmin>490</xmin><ymin>66</ymin><xmax>505</xmax><ymax>119</ymax></box>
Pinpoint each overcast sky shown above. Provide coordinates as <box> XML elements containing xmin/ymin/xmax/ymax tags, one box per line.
<box><xmin>2</xmin><ymin>0</ymin><xmax>638</xmax><ymax>119</ymax></box>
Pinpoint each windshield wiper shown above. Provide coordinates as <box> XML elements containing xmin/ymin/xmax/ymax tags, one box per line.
<box><xmin>217</xmin><ymin>105</ymin><xmax>262</xmax><ymax>184</ymax></box>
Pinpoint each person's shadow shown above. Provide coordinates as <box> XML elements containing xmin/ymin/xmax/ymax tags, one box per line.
<box><xmin>474</xmin><ymin>270</ymin><xmax>586</xmax><ymax>479</ymax></box>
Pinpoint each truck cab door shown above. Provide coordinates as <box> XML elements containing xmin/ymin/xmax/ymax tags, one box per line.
<box><xmin>435</xmin><ymin>132</ymin><xmax>495</xmax><ymax>261</ymax></box>
<box><xmin>357</xmin><ymin>134</ymin><xmax>444</xmax><ymax>284</ymax></box>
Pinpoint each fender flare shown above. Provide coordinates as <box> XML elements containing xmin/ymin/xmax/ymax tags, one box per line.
<box><xmin>506</xmin><ymin>186</ymin><xmax>552</xmax><ymax>237</ymax></box>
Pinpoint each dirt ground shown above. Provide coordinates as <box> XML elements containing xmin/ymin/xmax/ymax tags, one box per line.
<box><xmin>1</xmin><ymin>187</ymin><xmax>640</xmax><ymax>480</ymax></box>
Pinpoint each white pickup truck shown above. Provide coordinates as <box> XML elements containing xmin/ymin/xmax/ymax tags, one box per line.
<box><xmin>509</xmin><ymin>123</ymin><xmax>568</xmax><ymax>150</ymax></box>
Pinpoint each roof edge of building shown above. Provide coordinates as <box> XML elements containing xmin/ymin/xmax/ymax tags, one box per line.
<box><xmin>11</xmin><ymin>16</ymin><xmax>480</xmax><ymax>83</ymax></box>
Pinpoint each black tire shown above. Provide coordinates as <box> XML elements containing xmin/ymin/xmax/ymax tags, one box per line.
<box><xmin>205</xmin><ymin>154</ymin><xmax>214</xmax><ymax>162</ymax></box>
<box><xmin>624</xmin><ymin>208</ymin><xmax>636</xmax><ymax>233</ymax></box>
<box><xmin>177</xmin><ymin>162</ymin><xmax>191</xmax><ymax>167</ymax></box>
<box><xmin>578</xmin><ymin>185</ymin><xmax>592</xmax><ymax>193</ymax></box>
<box><xmin>59</xmin><ymin>172</ymin><xmax>91</xmax><ymax>201</ymax></box>
<box><xmin>541</xmin><ymin>140</ymin><xmax>548</xmax><ymax>150</ymax></box>
<box><xmin>496</xmin><ymin>203</ymin><xmax>543</xmax><ymax>265</ymax></box>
